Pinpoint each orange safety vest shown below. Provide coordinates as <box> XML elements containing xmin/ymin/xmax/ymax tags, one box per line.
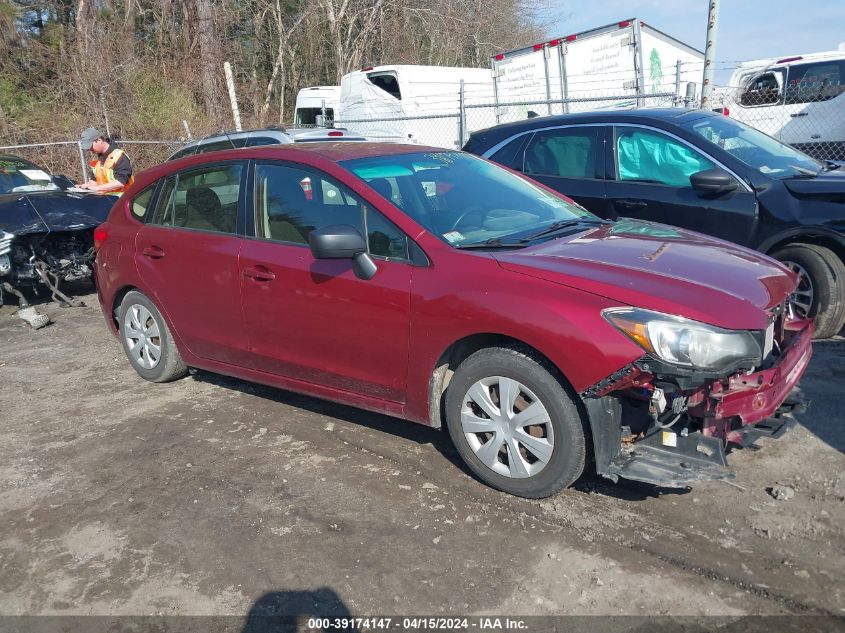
<box><xmin>89</xmin><ymin>148</ymin><xmax>134</xmax><ymax>195</ymax></box>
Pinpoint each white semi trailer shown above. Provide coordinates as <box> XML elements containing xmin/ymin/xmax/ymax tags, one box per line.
<box><xmin>490</xmin><ymin>19</ymin><xmax>704</xmax><ymax>120</ymax></box>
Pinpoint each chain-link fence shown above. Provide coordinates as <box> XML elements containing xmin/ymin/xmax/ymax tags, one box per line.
<box><xmin>0</xmin><ymin>140</ymin><xmax>183</xmax><ymax>183</ymax></box>
<box><xmin>710</xmin><ymin>80</ymin><xmax>845</xmax><ymax>161</ymax></box>
<box><xmin>334</xmin><ymin>91</ymin><xmax>683</xmax><ymax>150</ymax></box>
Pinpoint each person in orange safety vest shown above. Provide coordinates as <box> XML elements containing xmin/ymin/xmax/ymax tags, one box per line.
<box><xmin>77</xmin><ymin>127</ymin><xmax>134</xmax><ymax>195</ymax></box>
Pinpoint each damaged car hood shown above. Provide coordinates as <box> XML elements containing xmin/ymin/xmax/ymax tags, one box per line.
<box><xmin>0</xmin><ymin>191</ymin><xmax>115</xmax><ymax>236</ymax></box>
<box><xmin>494</xmin><ymin>219</ymin><xmax>796</xmax><ymax>331</ymax></box>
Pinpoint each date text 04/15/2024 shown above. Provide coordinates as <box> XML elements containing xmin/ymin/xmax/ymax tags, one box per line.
<box><xmin>305</xmin><ymin>617</ymin><xmax>528</xmax><ymax>630</ymax></box>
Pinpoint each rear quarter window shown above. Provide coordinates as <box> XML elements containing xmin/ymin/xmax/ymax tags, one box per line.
<box><xmin>489</xmin><ymin>135</ymin><xmax>531</xmax><ymax>171</ymax></box>
<box><xmin>130</xmin><ymin>184</ymin><xmax>157</xmax><ymax>220</ymax></box>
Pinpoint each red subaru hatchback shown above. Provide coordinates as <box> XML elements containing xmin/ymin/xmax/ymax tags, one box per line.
<box><xmin>94</xmin><ymin>143</ymin><xmax>813</xmax><ymax>498</ymax></box>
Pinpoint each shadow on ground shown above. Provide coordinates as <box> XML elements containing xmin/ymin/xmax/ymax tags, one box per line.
<box><xmin>242</xmin><ymin>587</ymin><xmax>358</xmax><ymax>633</ymax></box>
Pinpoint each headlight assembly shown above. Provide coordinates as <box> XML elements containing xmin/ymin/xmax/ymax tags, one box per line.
<box><xmin>603</xmin><ymin>307</ymin><xmax>762</xmax><ymax>372</ymax></box>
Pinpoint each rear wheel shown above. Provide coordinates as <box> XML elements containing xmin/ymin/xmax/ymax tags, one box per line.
<box><xmin>445</xmin><ymin>346</ymin><xmax>587</xmax><ymax>498</ymax></box>
<box><xmin>118</xmin><ymin>290</ymin><xmax>188</xmax><ymax>382</ymax></box>
<box><xmin>772</xmin><ymin>244</ymin><xmax>845</xmax><ymax>339</ymax></box>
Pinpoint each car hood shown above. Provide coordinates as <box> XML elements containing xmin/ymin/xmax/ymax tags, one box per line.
<box><xmin>782</xmin><ymin>165</ymin><xmax>845</xmax><ymax>197</ymax></box>
<box><xmin>0</xmin><ymin>191</ymin><xmax>114</xmax><ymax>235</ymax></box>
<box><xmin>494</xmin><ymin>219</ymin><xmax>796</xmax><ymax>331</ymax></box>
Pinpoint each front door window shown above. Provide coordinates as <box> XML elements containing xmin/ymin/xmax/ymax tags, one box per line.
<box><xmin>615</xmin><ymin>127</ymin><xmax>715</xmax><ymax>187</ymax></box>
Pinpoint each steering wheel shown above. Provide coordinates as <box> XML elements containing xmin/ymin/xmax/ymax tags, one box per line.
<box><xmin>448</xmin><ymin>205</ymin><xmax>485</xmax><ymax>232</ymax></box>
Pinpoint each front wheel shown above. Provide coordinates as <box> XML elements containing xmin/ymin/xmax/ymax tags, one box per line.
<box><xmin>118</xmin><ymin>290</ymin><xmax>188</xmax><ymax>383</ymax></box>
<box><xmin>772</xmin><ymin>244</ymin><xmax>845</xmax><ymax>339</ymax></box>
<box><xmin>445</xmin><ymin>346</ymin><xmax>587</xmax><ymax>498</ymax></box>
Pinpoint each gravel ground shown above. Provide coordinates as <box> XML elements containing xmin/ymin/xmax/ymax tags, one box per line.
<box><xmin>0</xmin><ymin>290</ymin><xmax>843</xmax><ymax>621</ymax></box>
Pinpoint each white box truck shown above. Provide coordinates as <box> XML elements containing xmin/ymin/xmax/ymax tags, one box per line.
<box><xmin>490</xmin><ymin>19</ymin><xmax>703</xmax><ymax>121</ymax></box>
<box><xmin>294</xmin><ymin>86</ymin><xmax>340</xmax><ymax>125</ymax></box>
<box><xmin>337</xmin><ymin>64</ymin><xmax>494</xmax><ymax>148</ymax></box>
<box><xmin>715</xmin><ymin>51</ymin><xmax>845</xmax><ymax>160</ymax></box>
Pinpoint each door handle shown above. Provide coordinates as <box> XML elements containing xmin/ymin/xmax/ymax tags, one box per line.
<box><xmin>790</xmin><ymin>112</ymin><xmax>808</xmax><ymax>118</ymax></box>
<box><xmin>141</xmin><ymin>245</ymin><xmax>165</xmax><ymax>259</ymax></box>
<box><xmin>617</xmin><ymin>199</ymin><xmax>647</xmax><ymax>209</ymax></box>
<box><xmin>243</xmin><ymin>265</ymin><xmax>276</xmax><ymax>282</ymax></box>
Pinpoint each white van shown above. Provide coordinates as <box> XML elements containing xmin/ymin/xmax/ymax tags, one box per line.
<box><xmin>721</xmin><ymin>52</ymin><xmax>845</xmax><ymax>160</ymax></box>
<box><xmin>337</xmin><ymin>65</ymin><xmax>495</xmax><ymax>148</ymax></box>
<box><xmin>294</xmin><ymin>86</ymin><xmax>340</xmax><ymax>126</ymax></box>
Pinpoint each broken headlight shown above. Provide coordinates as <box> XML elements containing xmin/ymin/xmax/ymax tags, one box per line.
<box><xmin>603</xmin><ymin>307</ymin><xmax>762</xmax><ymax>372</ymax></box>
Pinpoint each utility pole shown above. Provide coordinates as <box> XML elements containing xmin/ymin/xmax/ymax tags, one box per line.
<box><xmin>700</xmin><ymin>0</ymin><xmax>719</xmax><ymax>109</ymax></box>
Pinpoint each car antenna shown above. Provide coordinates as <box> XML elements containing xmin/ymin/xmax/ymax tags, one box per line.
<box><xmin>219</xmin><ymin>128</ymin><xmax>237</xmax><ymax>150</ymax></box>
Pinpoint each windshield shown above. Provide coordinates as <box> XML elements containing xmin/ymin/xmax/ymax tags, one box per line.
<box><xmin>341</xmin><ymin>151</ymin><xmax>597</xmax><ymax>246</ymax></box>
<box><xmin>680</xmin><ymin>115</ymin><xmax>823</xmax><ymax>179</ymax></box>
<box><xmin>0</xmin><ymin>158</ymin><xmax>59</xmax><ymax>194</ymax></box>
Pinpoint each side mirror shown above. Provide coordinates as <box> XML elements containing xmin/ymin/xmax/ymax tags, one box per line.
<box><xmin>309</xmin><ymin>224</ymin><xmax>366</xmax><ymax>259</ymax></box>
<box><xmin>690</xmin><ymin>168</ymin><xmax>738</xmax><ymax>197</ymax></box>
<box><xmin>308</xmin><ymin>224</ymin><xmax>377</xmax><ymax>280</ymax></box>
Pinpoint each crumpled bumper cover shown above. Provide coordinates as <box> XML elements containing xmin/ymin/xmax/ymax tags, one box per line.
<box><xmin>586</xmin><ymin>319</ymin><xmax>814</xmax><ymax>488</ymax></box>
<box><xmin>691</xmin><ymin>319</ymin><xmax>814</xmax><ymax>444</ymax></box>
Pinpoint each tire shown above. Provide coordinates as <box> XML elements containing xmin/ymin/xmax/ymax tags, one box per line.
<box><xmin>772</xmin><ymin>244</ymin><xmax>845</xmax><ymax>339</ymax></box>
<box><xmin>445</xmin><ymin>346</ymin><xmax>587</xmax><ymax>498</ymax></box>
<box><xmin>118</xmin><ymin>290</ymin><xmax>188</xmax><ymax>383</ymax></box>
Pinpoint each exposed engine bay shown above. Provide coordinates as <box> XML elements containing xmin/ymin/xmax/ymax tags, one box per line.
<box><xmin>0</xmin><ymin>230</ymin><xmax>96</xmax><ymax>325</ymax></box>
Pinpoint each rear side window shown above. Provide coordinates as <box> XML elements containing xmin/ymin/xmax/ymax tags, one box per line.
<box><xmin>615</xmin><ymin>127</ymin><xmax>715</xmax><ymax>187</ymax></box>
<box><xmin>150</xmin><ymin>164</ymin><xmax>242</xmax><ymax>234</ymax></box>
<box><xmin>169</xmin><ymin>146</ymin><xmax>197</xmax><ymax>161</ymax></box>
<box><xmin>368</xmin><ymin>73</ymin><xmax>401</xmax><ymax>100</ymax></box>
<box><xmin>525</xmin><ymin>127</ymin><xmax>600</xmax><ymax>178</ymax></box>
<box><xmin>130</xmin><ymin>184</ymin><xmax>156</xmax><ymax>219</ymax></box>
<box><xmin>247</xmin><ymin>136</ymin><xmax>282</xmax><ymax>147</ymax></box>
<box><xmin>785</xmin><ymin>61</ymin><xmax>845</xmax><ymax>104</ymax></box>
<box><xmin>740</xmin><ymin>72</ymin><xmax>783</xmax><ymax>106</ymax></box>
<box><xmin>196</xmin><ymin>138</ymin><xmax>248</xmax><ymax>154</ymax></box>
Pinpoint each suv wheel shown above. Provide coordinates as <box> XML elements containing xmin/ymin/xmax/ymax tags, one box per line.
<box><xmin>118</xmin><ymin>290</ymin><xmax>188</xmax><ymax>382</ymax></box>
<box><xmin>445</xmin><ymin>346</ymin><xmax>587</xmax><ymax>498</ymax></box>
<box><xmin>772</xmin><ymin>244</ymin><xmax>845</xmax><ymax>339</ymax></box>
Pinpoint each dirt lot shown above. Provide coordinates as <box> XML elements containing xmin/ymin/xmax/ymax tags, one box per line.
<box><xmin>1</xmin><ymin>289</ymin><xmax>844</xmax><ymax>622</ymax></box>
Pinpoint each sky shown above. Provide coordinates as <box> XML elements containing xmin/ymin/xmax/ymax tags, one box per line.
<box><xmin>543</xmin><ymin>0</ymin><xmax>845</xmax><ymax>80</ymax></box>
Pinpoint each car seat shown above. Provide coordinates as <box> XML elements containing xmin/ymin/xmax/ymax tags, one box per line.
<box><xmin>185</xmin><ymin>187</ymin><xmax>233</xmax><ymax>233</ymax></box>
<box><xmin>266</xmin><ymin>178</ymin><xmax>309</xmax><ymax>243</ymax></box>
<box><xmin>368</xmin><ymin>178</ymin><xmax>393</xmax><ymax>202</ymax></box>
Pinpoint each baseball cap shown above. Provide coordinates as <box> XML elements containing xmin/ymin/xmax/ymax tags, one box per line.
<box><xmin>80</xmin><ymin>127</ymin><xmax>103</xmax><ymax>150</ymax></box>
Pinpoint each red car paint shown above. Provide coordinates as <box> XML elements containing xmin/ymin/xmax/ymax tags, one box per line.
<box><xmin>95</xmin><ymin>143</ymin><xmax>808</xmax><ymax>439</ymax></box>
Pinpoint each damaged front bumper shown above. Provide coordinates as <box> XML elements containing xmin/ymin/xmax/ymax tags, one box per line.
<box><xmin>583</xmin><ymin>319</ymin><xmax>814</xmax><ymax>488</ymax></box>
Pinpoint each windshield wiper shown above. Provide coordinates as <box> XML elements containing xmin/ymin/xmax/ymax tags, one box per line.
<box><xmin>787</xmin><ymin>164</ymin><xmax>821</xmax><ymax>178</ymax></box>
<box><xmin>524</xmin><ymin>218</ymin><xmax>608</xmax><ymax>241</ymax></box>
<box><xmin>455</xmin><ymin>238</ymin><xmax>529</xmax><ymax>250</ymax></box>
<box><xmin>823</xmin><ymin>160</ymin><xmax>841</xmax><ymax>172</ymax></box>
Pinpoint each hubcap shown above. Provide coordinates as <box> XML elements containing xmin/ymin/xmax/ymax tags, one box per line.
<box><xmin>123</xmin><ymin>304</ymin><xmax>162</xmax><ymax>370</ymax></box>
<box><xmin>460</xmin><ymin>376</ymin><xmax>554</xmax><ymax>479</ymax></box>
<box><xmin>781</xmin><ymin>260</ymin><xmax>814</xmax><ymax>320</ymax></box>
